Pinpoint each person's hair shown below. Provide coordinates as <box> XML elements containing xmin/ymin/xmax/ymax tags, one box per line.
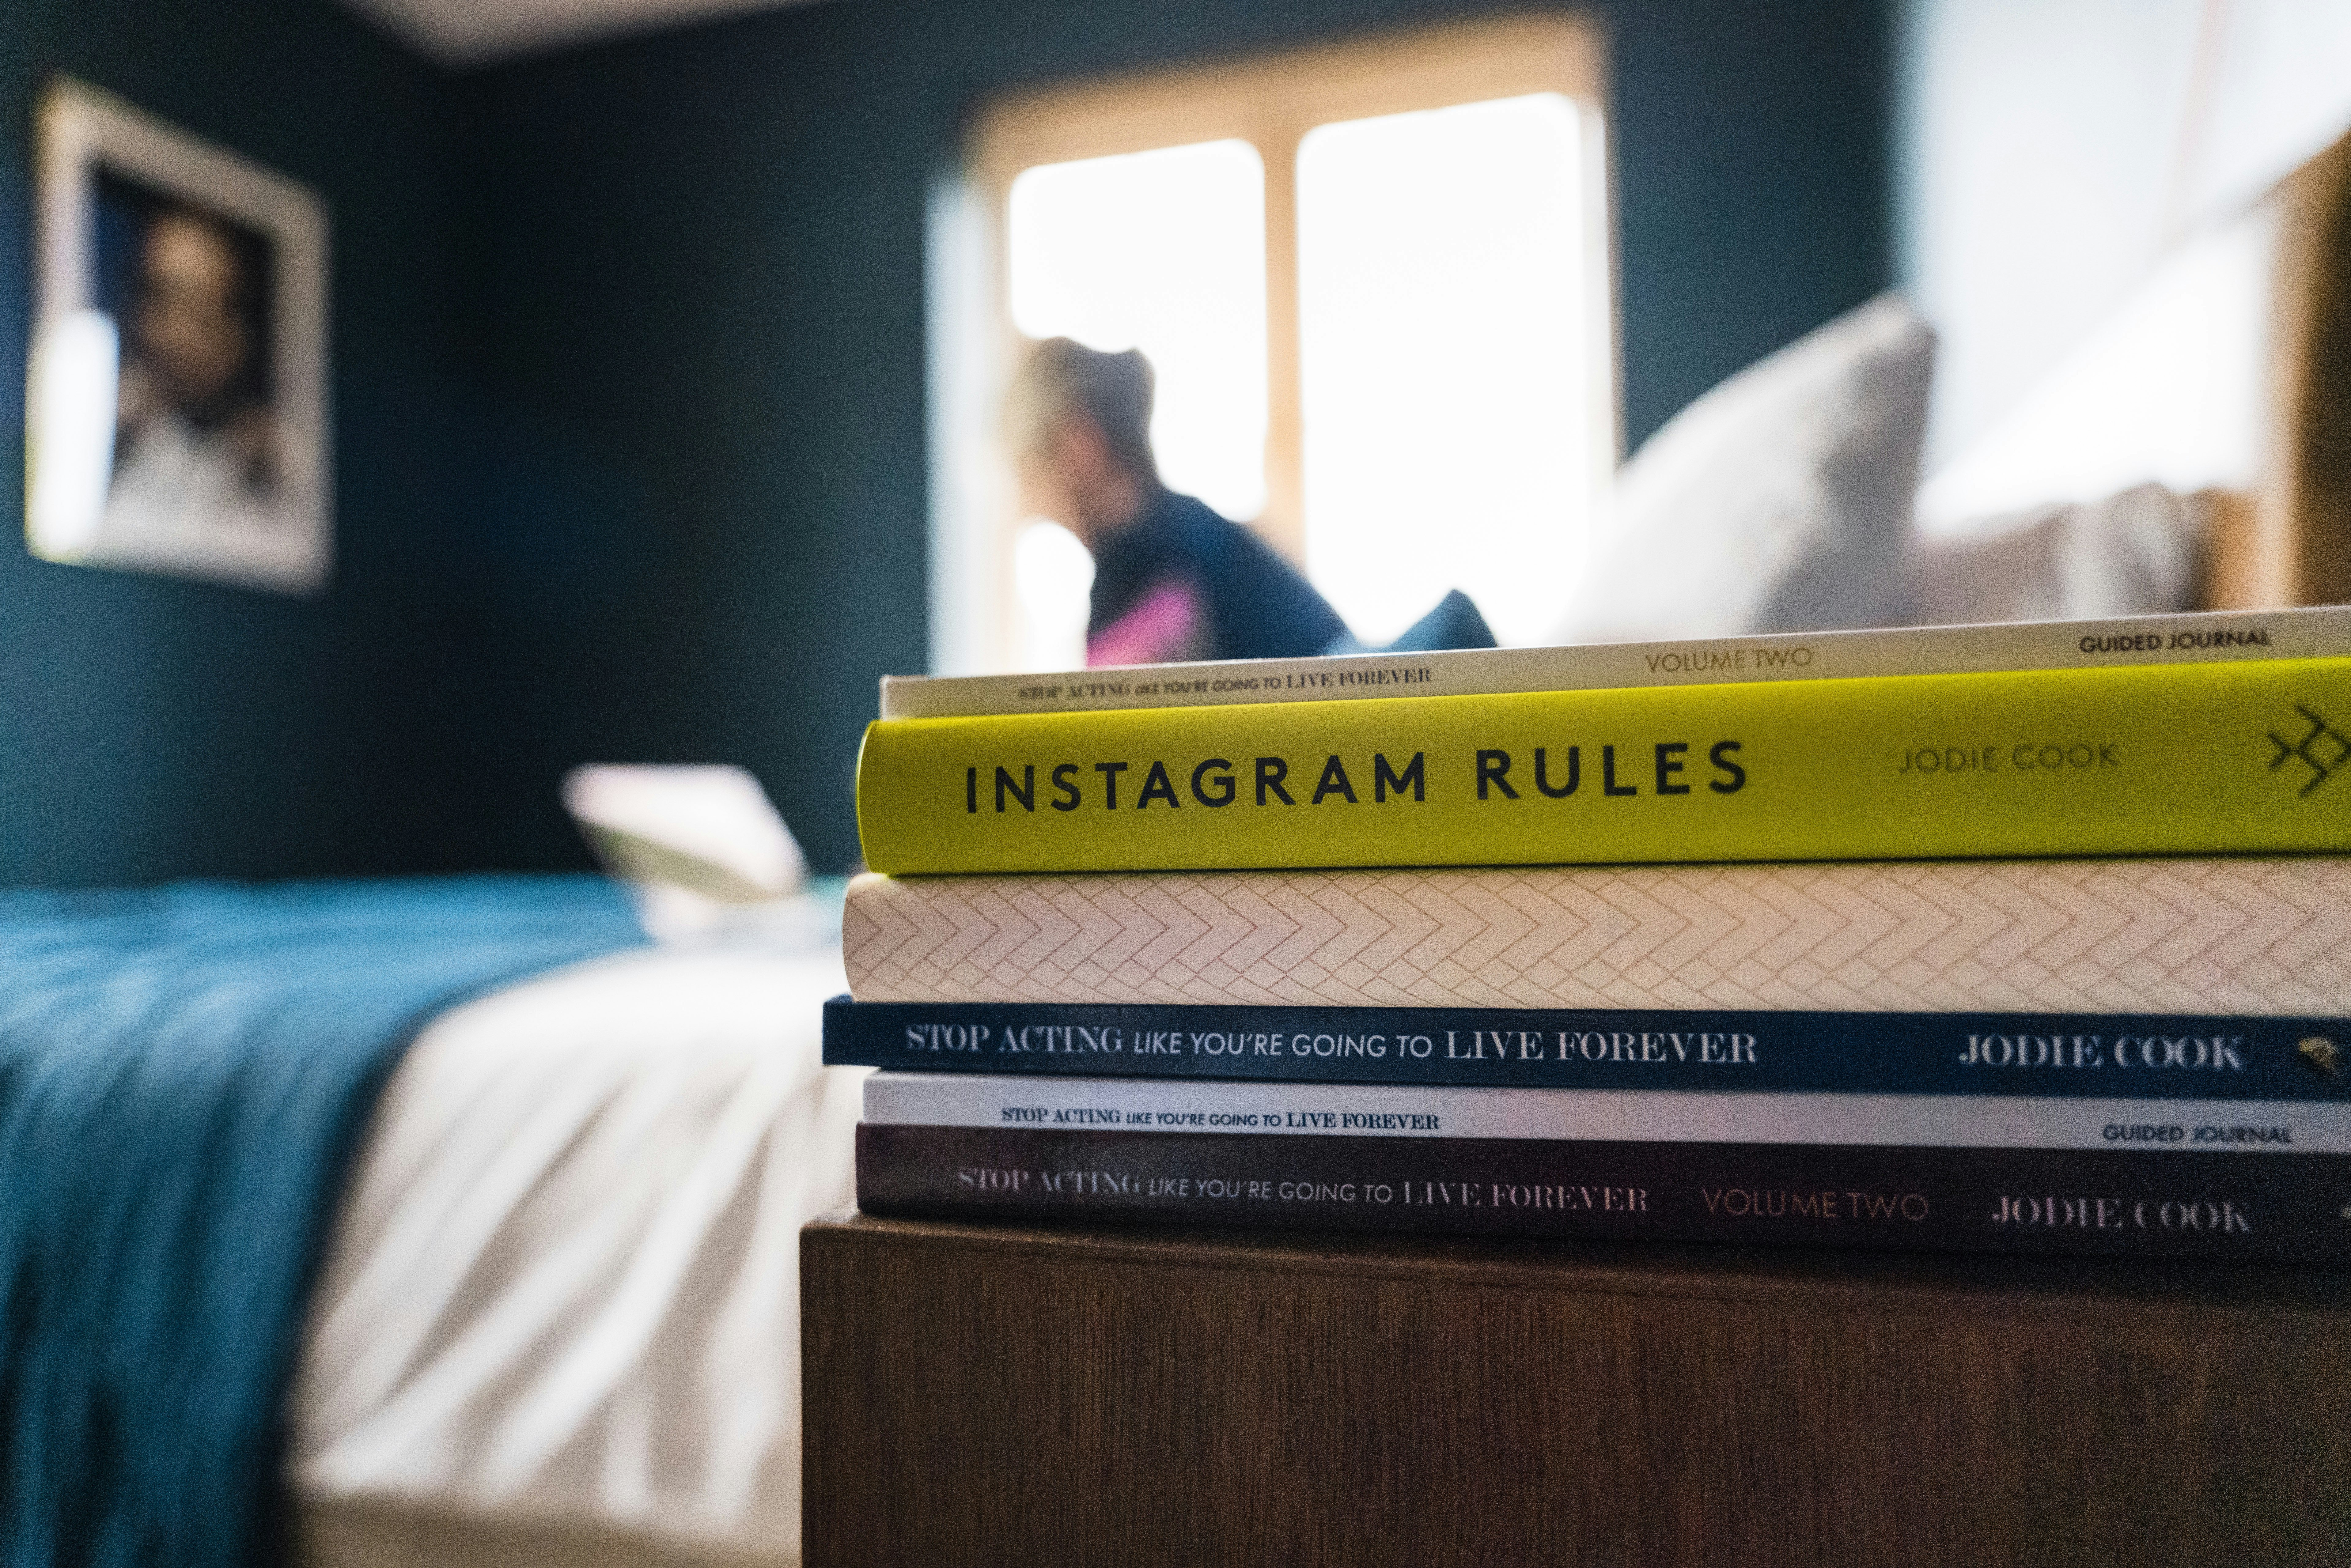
<box><xmin>1003</xmin><ymin>337</ymin><xmax>1159</xmax><ymax>483</ymax></box>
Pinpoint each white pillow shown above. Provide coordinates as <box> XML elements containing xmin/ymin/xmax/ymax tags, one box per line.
<box><xmin>1895</xmin><ymin>482</ymin><xmax>2205</xmax><ymax>626</ymax></box>
<box><xmin>1551</xmin><ymin>293</ymin><xmax>1935</xmax><ymax>643</ymax></box>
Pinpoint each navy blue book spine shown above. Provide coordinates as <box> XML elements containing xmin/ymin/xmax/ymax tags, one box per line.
<box><xmin>855</xmin><ymin>1125</ymin><xmax>2351</xmax><ymax>1263</ymax></box>
<box><xmin>823</xmin><ymin>997</ymin><xmax>2349</xmax><ymax>1101</ymax></box>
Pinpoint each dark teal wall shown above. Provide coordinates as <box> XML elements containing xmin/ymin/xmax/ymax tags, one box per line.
<box><xmin>461</xmin><ymin>0</ymin><xmax>1892</xmax><ymax>875</ymax></box>
<box><xmin>0</xmin><ymin>0</ymin><xmax>517</xmax><ymax>884</ymax></box>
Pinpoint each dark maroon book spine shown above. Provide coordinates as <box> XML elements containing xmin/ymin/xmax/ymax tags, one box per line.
<box><xmin>857</xmin><ymin>1124</ymin><xmax>2351</xmax><ymax>1263</ymax></box>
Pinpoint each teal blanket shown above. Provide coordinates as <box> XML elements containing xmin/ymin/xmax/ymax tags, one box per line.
<box><xmin>0</xmin><ymin>876</ymin><xmax>645</xmax><ymax>1566</ymax></box>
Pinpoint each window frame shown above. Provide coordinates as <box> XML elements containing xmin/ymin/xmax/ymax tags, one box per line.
<box><xmin>934</xmin><ymin>14</ymin><xmax>1618</xmax><ymax>673</ymax></box>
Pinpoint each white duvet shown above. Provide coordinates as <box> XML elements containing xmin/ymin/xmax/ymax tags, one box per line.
<box><xmin>288</xmin><ymin>939</ymin><xmax>862</xmax><ymax>1564</ymax></box>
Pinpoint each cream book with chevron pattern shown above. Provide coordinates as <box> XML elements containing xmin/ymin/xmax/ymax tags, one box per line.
<box><xmin>841</xmin><ymin>859</ymin><xmax>2351</xmax><ymax>1016</ymax></box>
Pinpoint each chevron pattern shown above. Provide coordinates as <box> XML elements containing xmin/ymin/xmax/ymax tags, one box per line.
<box><xmin>842</xmin><ymin>860</ymin><xmax>2351</xmax><ymax>1015</ymax></box>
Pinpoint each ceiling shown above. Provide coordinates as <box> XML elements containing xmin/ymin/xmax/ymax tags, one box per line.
<box><xmin>341</xmin><ymin>0</ymin><xmax>825</xmax><ymax>66</ymax></box>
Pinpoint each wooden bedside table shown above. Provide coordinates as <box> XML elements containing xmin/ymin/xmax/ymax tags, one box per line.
<box><xmin>802</xmin><ymin>1211</ymin><xmax>2348</xmax><ymax>1566</ymax></box>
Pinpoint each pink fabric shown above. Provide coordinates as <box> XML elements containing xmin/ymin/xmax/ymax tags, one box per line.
<box><xmin>1086</xmin><ymin>576</ymin><xmax>1209</xmax><ymax>667</ymax></box>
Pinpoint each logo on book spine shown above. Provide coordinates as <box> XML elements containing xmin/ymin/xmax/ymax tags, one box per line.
<box><xmin>2267</xmin><ymin>705</ymin><xmax>2351</xmax><ymax>795</ymax></box>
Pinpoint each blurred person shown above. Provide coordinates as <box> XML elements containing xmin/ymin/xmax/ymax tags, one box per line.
<box><xmin>96</xmin><ymin>202</ymin><xmax>301</xmax><ymax>561</ymax></box>
<box><xmin>1005</xmin><ymin>336</ymin><xmax>1345</xmax><ymax>665</ymax></box>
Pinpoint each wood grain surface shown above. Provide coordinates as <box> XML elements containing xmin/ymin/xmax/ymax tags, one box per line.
<box><xmin>802</xmin><ymin>1211</ymin><xmax>2349</xmax><ymax>1567</ymax></box>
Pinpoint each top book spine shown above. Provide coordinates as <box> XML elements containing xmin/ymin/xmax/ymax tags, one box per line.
<box><xmin>880</xmin><ymin>606</ymin><xmax>2351</xmax><ymax>719</ymax></box>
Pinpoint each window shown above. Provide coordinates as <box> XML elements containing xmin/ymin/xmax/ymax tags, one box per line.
<box><xmin>1007</xmin><ymin>139</ymin><xmax>1270</xmax><ymax>523</ymax></box>
<box><xmin>930</xmin><ymin>16</ymin><xmax>1615</xmax><ymax>672</ymax></box>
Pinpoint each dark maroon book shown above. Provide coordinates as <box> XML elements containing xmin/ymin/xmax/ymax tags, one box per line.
<box><xmin>857</xmin><ymin>1124</ymin><xmax>2351</xmax><ymax>1263</ymax></box>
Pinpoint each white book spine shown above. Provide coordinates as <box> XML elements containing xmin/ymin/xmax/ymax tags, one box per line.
<box><xmin>862</xmin><ymin>1072</ymin><xmax>2351</xmax><ymax>1152</ymax></box>
<box><xmin>842</xmin><ymin>858</ymin><xmax>2351</xmax><ymax>1015</ymax></box>
<box><xmin>878</xmin><ymin>606</ymin><xmax>2351</xmax><ymax>719</ymax></box>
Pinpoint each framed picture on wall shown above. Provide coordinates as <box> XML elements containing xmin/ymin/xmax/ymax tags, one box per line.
<box><xmin>25</xmin><ymin>78</ymin><xmax>331</xmax><ymax>594</ymax></box>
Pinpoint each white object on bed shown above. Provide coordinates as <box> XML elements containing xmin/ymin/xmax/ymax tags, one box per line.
<box><xmin>1549</xmin><ymin>292</ymin><xmax>1935</xmax><ymax>644</ymax></box>
<box><xmin>289</xmin><ymin>937</ymin><xmax>860</xmax><ymax>1566</ymax></box>
<box><xmin>564</xmin><ymin>765</ymin><xmax>809</xmax><ymax>944</ymax></box>
<box><xmin>1895</xmin><ymin>482</ymin><xmax>2206</xmax><ymax>627</ymax></box>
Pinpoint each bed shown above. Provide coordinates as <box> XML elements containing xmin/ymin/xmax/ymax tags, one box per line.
<box><xmin>291</xmin><ymin>934</ymin><xmax>859</xmax><ymax>1568</ymax></box>
<box><xmin>0</xmin><ymin>875</ymin><xmax>858</xmax><ymax>1568</ymax></box>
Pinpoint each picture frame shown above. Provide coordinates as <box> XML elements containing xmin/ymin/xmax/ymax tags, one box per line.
<box><xmin>25</xmin><ymin>78</ymin><xmax>331</xmax><ymax>594</ymax></box>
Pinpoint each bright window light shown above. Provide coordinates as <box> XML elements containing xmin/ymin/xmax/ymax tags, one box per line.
<box><xmin>1007</xmin><ymin>140</ymin><xmax>1268</xmax><ymax>523</ymax></box>
<box><xmin>1012</xmin><ymin>518</ymin><xmax>1095</xmax><ymax>671</ymax></box>
<box><xmin>1298</xmin><ymin>93</ymin><xmax>1588</xmax><ymax>644</ymax></box>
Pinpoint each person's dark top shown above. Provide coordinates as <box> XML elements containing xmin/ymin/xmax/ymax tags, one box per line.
<box><xmin>1085</xmin><ymin>488</ymin><xmax>1347</xmax><ymax>666</ymax></box>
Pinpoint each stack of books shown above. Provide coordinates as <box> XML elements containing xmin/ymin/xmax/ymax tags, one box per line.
<box><xmin>828</xmin><ymin>608</ymin><xmax>2351</xmax><ymax>1261</ymax></box>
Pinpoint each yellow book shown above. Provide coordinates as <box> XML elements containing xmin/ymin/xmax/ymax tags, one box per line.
<box><xmin>854</xmin><ymin>657</ymin><xmax>2351</xmax><ymax>875</ymax></box>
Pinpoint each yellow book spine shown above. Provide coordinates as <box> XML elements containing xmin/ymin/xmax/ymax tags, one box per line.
<box><xmin>854</xmin><ymin>657</ymin><xmax>2351</xmax><ymax>875</ymax></box>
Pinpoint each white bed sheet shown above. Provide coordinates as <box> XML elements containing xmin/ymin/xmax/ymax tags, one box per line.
<box><xmin>288</xmin><ymin>939</ymin><xmax>863</xmax><ymax>1566</ymax></box>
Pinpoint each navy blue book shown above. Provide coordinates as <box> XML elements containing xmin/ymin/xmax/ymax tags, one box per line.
<box><xmin>822</xmin><ymin>996</ymin><xmax>2350</xmax><ymax>1101</ymax></box>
